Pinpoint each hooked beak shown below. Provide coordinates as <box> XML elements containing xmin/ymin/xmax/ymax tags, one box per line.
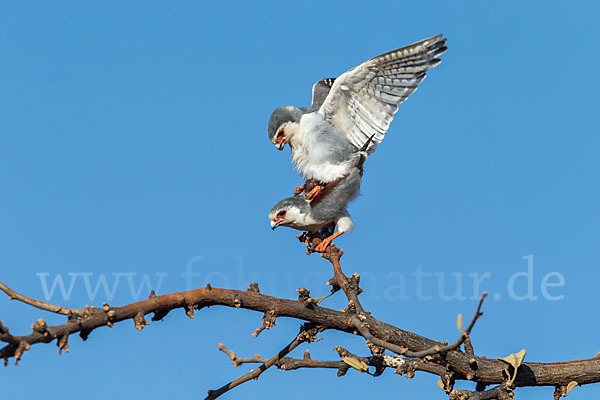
<box><xmin>275</xmin><ymin>138</ymin><xmax>286</xmax><ymax>151</ymax></box>
<box><xmin>270</xmin><ymin>220</ymin><xmax>281</xmax><ymax>230</ymax></box>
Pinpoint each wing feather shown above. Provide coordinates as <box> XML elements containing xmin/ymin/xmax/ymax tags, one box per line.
<box><xmin>319</xmin><ymin>35</ymin><xmax>447</xmax><ymax>154</ymax></box>
<box><xmin>310</xmin><ymin>78</ymin><xmax>336</xmax><ymax>110</ymax></box>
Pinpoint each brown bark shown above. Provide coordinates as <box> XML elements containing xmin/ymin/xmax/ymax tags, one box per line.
<box><xmin>1</xmin><ymin>243</ymin><xmax>598</xmax><ymax>399</ymax></box>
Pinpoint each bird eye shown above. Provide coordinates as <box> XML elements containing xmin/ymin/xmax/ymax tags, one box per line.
<box><xmin>277</xmin><ymin>210</ymin><xmax>286</xmax><ymax>218</ymax></box>
<box><xmin>277</xmin><ymin>129</ymin><xmax>285</xmax><ymax>139</ymax></box>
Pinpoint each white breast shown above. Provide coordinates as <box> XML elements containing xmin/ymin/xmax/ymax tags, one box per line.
<box><xmin>291</xmin><ymin>113</ymin><xmax>353</xmax><ymax>182</ymax></box>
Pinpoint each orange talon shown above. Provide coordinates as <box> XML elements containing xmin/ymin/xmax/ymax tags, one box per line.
<box><xmin>305</xmin><ymin>185</ymin><xmax>323</xmax><ymax>201</ymax></box>
<box><xmin>294</xmin><ymin>185</ymin><xmax>305</xmax><ymax>195</ymax></box>
<box><xmin>315</xmin><ymin>231</ymin><xmax>343</xmax><ymax>253</ymax></box>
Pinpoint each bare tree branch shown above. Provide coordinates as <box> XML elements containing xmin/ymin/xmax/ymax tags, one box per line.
<box><xmin>2</xmin><ymin>244</ymin><xmax>600</xmax><ymax>398</ymax></box>
<box><xmin>449</xmin><ymin>385</ymin><xmax>513</xmax><ymax>400</ymax></box>
<box><xmin>0</xmin><ymin>281</ymin><xmax>84</xmax><ymax>317</ymax></box>
<box><xmin>205</xmin><ymin>323</ymin><xmax>324</xmax><ymax>399</ymax></box>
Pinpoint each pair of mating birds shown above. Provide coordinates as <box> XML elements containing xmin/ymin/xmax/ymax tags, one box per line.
<box><xmin>268</xmin><ymin>35</ymin><xmax>447</xmax><ymax>252</ymax></box>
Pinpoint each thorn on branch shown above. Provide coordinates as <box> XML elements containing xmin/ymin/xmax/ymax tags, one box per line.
<box><xmin>31</xmin><ymin>319</ymin><xmax>48</xmax><ymax>336</ymax></box>
<box><xmin>247</xmin><ymin>282</ymin><xmax>260</xmax><ymax>293</ymax></box>
<box><xmin>79</xmin><ymin>328</ymin><xmax>91</xmax><ymax>341</ymax></box>
<box><xmin>297</xmin><ymin>288</ymin><xmax>313</xmax><ymax>307</ymax></box>
<box><xmin>349</xmin><ymin>273</ymin><xmax>364</xmax><ymax>296</ymax></box>
<box><xmin>253</xmin><ymin>310</ymin><xmax>277</xmax><ymax>338</ymax></box>
<box><xmin>437</xmin><ymin>373</ymin><xmax>456</xmax><ymax>394</ymax></box>
<box><xmin>134</xmin><ymin>312</ymin><xmax>149</xmax><ymax>331</ymax></box>
<box><xmin>185</xmin><ymin>304</ymin><xmax>195</xmax><ymax>319</ymax></box>
<box><xmin>554</xmin><ymin>386</ymin><xmax>568</xmax><ymax>400</ymax></box>
<box><xmin>233</xmin><ymin>294</ymin><xmax>242</xmax><ymax>309</ymax></box>
<box><xmin>297</xmin><ymin>323</ymin><xmax>324</xmax><ymax>343</ymax></box>
<box><xmin>337</xmin><ymin>364</ymin><xmax>350</xmax><ymax>377</ymax></box>
<box><xmin>464</xmin><ymin>336</ymin><xmax>475</xmax><ymax>356</ymax></box>
<box><xmin>554</xmin><ymin>381</ymin><xmax>578</xmax><ymax>399</ymax></box>
<box><xmin>57</xmin><ymin>335</ymin><xmax>69</xmax><ymax>355</ymax></box>
<box><xmin>14</xmin><ymin>340</ymin><xmax>30</xmax><ymax>365</ymax></box>
<box><xmin>325</xmin><ymin>278</ymin><xmax>341</xmax><ymax>293</ymax></box>
<box><xmin>347</xmin><ymin>299</ymin><xmax>357</xmax><ymax>314</ymax></box>
<box><xmin>218</xmin><ymin>343</ymin><xmax>241</xmax><ymax>367</ymax></box>
<box><xmin>151</xmin><ymin>309</ymin><xmax>170</xmax><ymax>321</ymax></box>
<box><xmin>449</xmin><ymin>385</ymin><xmax>513</xmax><ymax>400</ymax></box>
<box><xmin>0</xmin><ymin>321</ymin><xmax>9</xmax><ymax>335</ymax></box>
<box><xmin>367</xmin><ymin>342</ymin><xmax>385</xmax><ymax>357</ymax></box>
<box><xmin>303</xmin><ymin>349</ymin><xmax>311</xmax><ymax>360</ymax></box>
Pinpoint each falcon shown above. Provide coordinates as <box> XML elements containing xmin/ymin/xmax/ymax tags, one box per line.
<box><xmin>269</xmin><ymin>161</ymin><xmax>363</xmax><ymax>253</ymax></box>
<box><xmin>269</xmin><ymin>137</ymin><xmax>372</xmax><ymax>252</ymax></box>
<box><xmin>267</xmin><ymin>35</ymin><xmax>447</xmax><ymax>199</ymax></box>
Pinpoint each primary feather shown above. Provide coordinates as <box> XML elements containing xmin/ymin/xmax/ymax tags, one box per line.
<box><xmin>268</xmin><ymin>35</ymin><xmax>447</xmax><ymax>183</ymax></box>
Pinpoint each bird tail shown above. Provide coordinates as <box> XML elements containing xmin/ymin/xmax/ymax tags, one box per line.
<box><xmin>356</xmin><ymin>134</ymin><xmax>376</xmax><ymax>175</ymax></box>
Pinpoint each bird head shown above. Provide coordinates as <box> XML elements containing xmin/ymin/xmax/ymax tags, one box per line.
<box><xmin>268</xmin><ymin>106</ymin><xmax>302</xmax><ymax>150</ymax></box>
<box><xmin>268</xmin><ymin>197</ymin><xmax>307</xmax><ymax>230</ymax></box>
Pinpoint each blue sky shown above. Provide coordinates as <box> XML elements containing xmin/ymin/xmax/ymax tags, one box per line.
<box><xmin>1</xmin><ymin>1</ymin><xmax>599</xmax><ymax>399</ymax></box>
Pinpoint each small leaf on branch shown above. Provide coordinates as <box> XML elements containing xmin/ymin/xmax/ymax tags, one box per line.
<box><xmin>498</xmin><ymin>349</ymin><xmax>526</xmax><ymax>385</ymax></box>
<box><xmin>342</xmin><ymin>356</ymin><xmax>368</xmax><ymax>373</ymax></box>
<box><xmin>566</xmin><ymin>381</ymin><xmax>578</xmax><ymax>394</ymax></box>
<box><xmin>457</xmin><ymin>313</ymin><xmax>463</xmax><ymax>331</ymax></box>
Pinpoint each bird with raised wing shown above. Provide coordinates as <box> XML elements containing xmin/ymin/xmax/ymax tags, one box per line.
<box><xmin>269</xmin><ymin>135</ymin><xmax>373</xmax><ymax>253</ymax></box>
<box><xmin>268</xmin><ymin>35</ymin><xmax>447</xmax><ymax>200</ymax></box>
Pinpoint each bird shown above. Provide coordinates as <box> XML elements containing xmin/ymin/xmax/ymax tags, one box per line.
<box><xmin>267</xmin><ymin>35</ymin><xmax>447</xmax><ymax>200</ymax></box>
<box><xmin>269</xmin><ymin>161</ymin><xmax>363</xmax><ymax>253</ymax></box>
<box><xmin>269</xmin><ymin>137</ymin><xmax>372</xmax><ymax>252</ymax></box>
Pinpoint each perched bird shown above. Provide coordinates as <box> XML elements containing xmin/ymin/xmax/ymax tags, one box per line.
<box><xmin>269</xmin><ymin>163</ymin><xmax>362</xmax><ymax>253</ymax></box>
<box><xmin>269</xmin><ymin>138</ymin><xmax>372</xmax><ymax>252</ymax></box>
<box><xmin>268</xmin><ymin>35</ymin><xmax>447</xmax><ymax>199</ymax></box>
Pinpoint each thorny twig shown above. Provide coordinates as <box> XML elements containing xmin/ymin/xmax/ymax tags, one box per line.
<box><xmin>0</xmin><ymin>282</ymin><xmax>84</xmax><ymax>317</ymax></box>
<box><xmin>205</xmin><ymin>323</ymin><xmax>323</xmax><ymax>400</ymax></box>
<box><xmin>217</xmin><ymin>342</ymin><xmax>450</xmax><ymax>378</ymax></box>
<box><xmin>449</xmin><ymin>385</ymin><xmax>514</xmax><ymax>400</ymax></box>
<box><xmin>319</xmin><ymin>243</ymin><xmax>365</xmax><ymax>313</ymax></box>
<box><xmin>350</xmin><ymin>293</ymin><xmax>486</xmax><ymax>360</ymax></box>
<box><xmin>2</xmin><ymin>250</ymin><xmax>600</xmax><ymax>397</ymax></box>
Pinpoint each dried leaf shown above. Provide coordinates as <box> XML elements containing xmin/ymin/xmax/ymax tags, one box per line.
<box><xmin>457</xmin><ymin>313</ymin><xmax>463</xmax><ymax>331</ymax></box>
<box><xmin>498</xmin><ymin>349</ymin><xmax>526</xmax><ymax>385</ymax></box>
<box><xmin>437</xmin><ymin>379</ymin><xmax>445</xmax><ymax>390</ymax></box>
<box><xmin>342</xmin><ymin>356</ymin><xmax>368</xmax><ymax>373</ymax></box>
<box><xmin>498</xmin><ymin>348</ymin><xmax>526</xmax><ymax>369</ymax></box>
<box><xmin>566</xmin><ymin>381</ymin><xmax>578</xmax><ymax>394</ymax></box>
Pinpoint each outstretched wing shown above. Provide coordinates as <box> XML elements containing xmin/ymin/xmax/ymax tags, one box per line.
<box><xmin>319</xmin><ymin>35</ymin><xmax>447</xmax><ymax>154</ymax></box>
<box><xmin>310</xmin><ymin>78</ymin><xmax>336</xmax><ymax>110</ymax></box>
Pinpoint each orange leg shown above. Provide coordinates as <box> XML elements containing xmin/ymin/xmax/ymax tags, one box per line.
<box><xmin>294</xmin><ymin>185</ymin><xmax>305</xmax><ymax>195</ymax></box>
<box><xmin>305</xmin><ymin>185</ymin><xmax>323</xmax><ymax>201</ymax></box>
<box><xmin>315</xmin><ymin>231</ymin><xmax>344</xmax><ymax>253</ymax></box>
